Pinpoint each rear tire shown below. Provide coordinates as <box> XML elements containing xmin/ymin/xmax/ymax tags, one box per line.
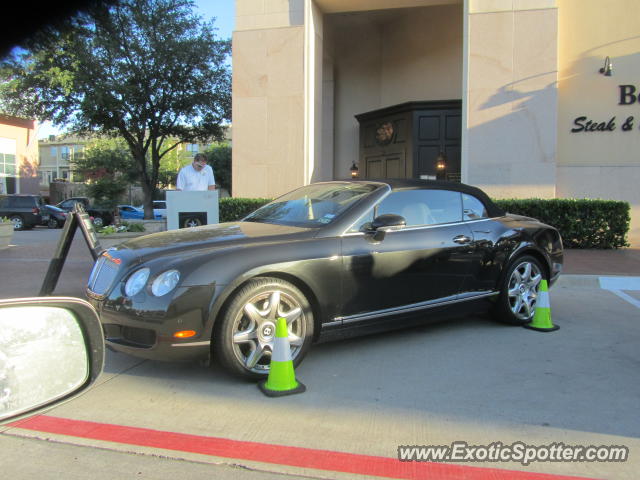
<box><xmin>47</xmin><ymin>218</ymin><xmax>58</xmax><ymax>229</ymax></box>
<box><xmin>493</xmin><ymin>255</ymin><xmax>545</xmax><ymax>325</ymax></box>
<box><xmin>213</xmin><ymin>277</ymin><xmax>314</xmax><ymax>379</ymax></box>
<box><xmin>92</xmin><ymin>216</ymin><xmax>104</xmax><ymax>228</ymax></box>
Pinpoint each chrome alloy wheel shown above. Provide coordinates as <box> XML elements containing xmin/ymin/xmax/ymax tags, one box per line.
<box><xmin>231</xmin><ymin>290</ymin><xmax>306</xmax><ymax>373</ymax></box>
<box><xmin>507</xmin><ymin>260</ymin><xmax>543</xmax><ymax>321</ymax></box>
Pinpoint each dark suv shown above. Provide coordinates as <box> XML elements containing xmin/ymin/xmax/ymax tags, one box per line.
<box><xmin>0</xmin><ymin>194</ymin><xmax>48</xmax><ymax>230</ymax></box>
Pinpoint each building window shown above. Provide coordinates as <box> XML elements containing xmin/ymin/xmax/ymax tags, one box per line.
<box><xmin>50</xmin><ymin>146</ymin><xmax>57</xmax><ymax>156</ymax></box>
<box><xmin>61</xmin><ymin>146</ymin><xmax>70</xmax><ymax>160</ymax></box>
<box><xmin>0</xmin><ymin>153</ymin><xmax>16</xmax><ymax>176</ymax></box>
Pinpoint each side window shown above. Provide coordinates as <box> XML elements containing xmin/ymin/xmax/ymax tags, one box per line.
<box><xmin>377</xmin><ymin>190</ymin><xmax>462</xmax><ymax>227</ymax></box>
<box><xmin>462</xmin><ymin>193</ymin><xmax>488</xmax><ymax>221</ymax></box>
<box><xmin>0</xmin><ymin>196</ymin><xmax>7</xmax><ymax>208</ymax></box>
<box><xmin>13</xmin><ymin>197</ymin><xmax>34</xmax><ymax>208</ymax></box>
<box><xmin>346</xmin><ymin>189</ymin><xmax>464</xmax><ymax>232</ymax></box>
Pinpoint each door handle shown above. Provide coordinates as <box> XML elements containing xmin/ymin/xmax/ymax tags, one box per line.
<box><xmin>453</xmin><ymin>235</ymin><xmax>472</xmax><ymax>244</ymax></box>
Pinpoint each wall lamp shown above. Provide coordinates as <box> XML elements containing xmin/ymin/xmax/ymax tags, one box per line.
<box><xmin>599</xmin><ymin>56</ymin><xmax>613</xmax><ymax>76</ymax></box>
<box><xmin>350</xmin><ymin>162</ymin><xmax>359</xmax><ymax>179</ymax></box>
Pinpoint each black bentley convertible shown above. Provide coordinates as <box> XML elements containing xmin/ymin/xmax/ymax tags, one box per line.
<box><xmin>86</xmin><ymin>180</ymin><xmax>563</xmax><ymax>378</ymax></box>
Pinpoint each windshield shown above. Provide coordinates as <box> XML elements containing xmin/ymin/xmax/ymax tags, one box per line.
<box><xmin>243</xmin><ymin>183</ymin><xmax>377</xmax><ymax>227</ymax></box>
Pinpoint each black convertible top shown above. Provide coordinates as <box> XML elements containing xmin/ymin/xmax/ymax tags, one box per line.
<box><xmin>356</xmin><ymin>179</ymin><xmax>506</xmax><ymax>218</ymax></box>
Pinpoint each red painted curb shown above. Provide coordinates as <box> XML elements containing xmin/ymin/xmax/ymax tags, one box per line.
<box><xmin>9</xmin><ymin>415</ymin><xmax>596</xmax><ymax>480</ymax></box>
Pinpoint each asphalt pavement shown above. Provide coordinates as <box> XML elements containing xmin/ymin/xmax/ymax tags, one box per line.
<box><xmin>0</xmin><ymin>227</ymin><xmax>639</xmax><ymax>480</ymax></box>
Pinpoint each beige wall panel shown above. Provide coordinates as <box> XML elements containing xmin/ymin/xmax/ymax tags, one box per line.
<box><xmin>266</xmin><ymin>29</ymin><xmax>304</xmax><ymax>98</ymax></box>
<box><xmin>330</xmin><ymin>17</ymin><xmax>382</xmax><ymax>178</ymax></box>
<box><xmin>380</xmin><ymin>5</ymin><xmax>463</xmax><ymax>106</ymax></box>
<box><xmin>557</xmin><ymin>166</ymin><xmax>640</xmax><ymax>246</ymax></box>
<box><xmin>469</xmin><ymin>0</ymin><xmax>556</xmax><ymax>13</ymax></box>
<box><xmin>465</xmin><ymin>7</ymin><xmax>557</xmax><ymax>198</ymax></box>
<box><xmin>316</xmin><ymin>0</ymin><xmax>460</xmax><ymax>14</ymax></box>
<box><xmin>237</xmin><ymin>0</ymin><xmax>304</xmax><ymax>31</ymax></box>
<box><xmin>558</xmin><ymin>0</ymin><xmax>640</xmax><ymax>167</ymax></box>
<box><xmin>232</xmin><ymin>27</ymin><xmax>305</xmax><ymax>198</ymax></box>
<box><xmin>232</xmin><ymin>31</ymin><xmax>268</xmax><ymax>98</ymax></box>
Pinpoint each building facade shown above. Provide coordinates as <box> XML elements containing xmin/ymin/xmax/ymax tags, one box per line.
<box><xmin>0</xmin><ymin>115</ymin><xmax>39</xmax><ymax>195</ymax></box>
<box><xmin>232</xmin><ymin>0</ymin><xmax>640</xmax><ymax>246</ymax></box>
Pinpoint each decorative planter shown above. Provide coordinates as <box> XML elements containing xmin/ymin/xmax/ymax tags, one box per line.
<box><xmin>126</xmin><ymin>219</ymin><xmax>166</xmax><ymax>233</ymax></box>
<box><xmin>97</xmin><ymin>231</ymin><xmax>148</xmax><ymax>250</ymax></box>
<box><xmin>0</xmin><ymin>222</ymin><xmax>14</xmax><ymax>249</ymax></box>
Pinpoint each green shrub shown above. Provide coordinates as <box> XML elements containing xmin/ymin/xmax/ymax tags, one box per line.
<box><xmin>495</xmin><ymin>198</ymin><xmax>630</xmax><ymax>249</ymax></box>
<box><xmin>220</xmin><ymin>198</ymin><xmax>271</xmax><ymax>222</ymax></box>
<box><xmin>97</xmin><ymin>221</ymin><xmax>146</xmax><ymax>235</ymax></box>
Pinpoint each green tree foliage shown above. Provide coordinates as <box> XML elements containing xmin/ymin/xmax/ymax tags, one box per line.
<box><xmin>0</xmin><ymin>0</ymin><xmax>231</xmax><ymax>218</ymax></box>
<box><xmin>73</xmin><ymin>137</ymin><xmax>135</xmax><ymax>209</ymax></box>
<box><xmin>205</xmin><ymin>143</ymin><xmax>231</xmax><ymax>194</ymax></box>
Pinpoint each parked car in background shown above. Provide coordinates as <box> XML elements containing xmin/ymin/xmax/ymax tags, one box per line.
<box><xmin>56</xmin><ymin>197</ymin><xmax>113</xmax><ymax>227</ymax></box>
<box><xmin>0</xmin><ymin>194</ymin><xmax>48</xmax><ymax>230</ymax></box>
<box><xmin>152</xmin><ymin>200</ymin><xmax>167</xmax><ymax>219</ymax></box>
<box><xmin>86</xmin><ymin>180</ymin><xmax>563</xmax><ymax>379</ymax></box>
<box><xmin>136</xmin><ymin>200</ymin><xmax>166</xmax><ymax>219</ymax></box>
<box><xmin>42</xmin><ymin>205</ymin><xmax>67</xmax><ymax>228</ymax></box>
<box><xmin>118</xmin><ymin>205</ymin><xmax>144</xmax><ymax>220</ymax></box>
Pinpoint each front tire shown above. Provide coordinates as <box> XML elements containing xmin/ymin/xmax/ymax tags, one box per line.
<box><xmin>47</xmin><ymin>218</ymin><xmax>58</xmax><ymax>229</ymax></box>
<box><xmin>213</xmin><ymin>277</ymin><xmax>314</xmax><ymax>379</ymax></box>
<box><xmin>493</xmin><ymin>255</ymin><xmax>545</xmax><ymax>325</ymax></box>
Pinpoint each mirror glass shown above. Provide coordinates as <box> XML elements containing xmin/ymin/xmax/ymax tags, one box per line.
<box><xmin>0</xmin><ymin>306</ymin><xmax>89</xmax><ymax>421</ymax></box>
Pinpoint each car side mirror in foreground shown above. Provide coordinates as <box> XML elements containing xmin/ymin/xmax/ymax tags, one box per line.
<box><xmin>0</xmin><ymin>297</ymin><xmax>104</xmax><ymax>424</ymax></box>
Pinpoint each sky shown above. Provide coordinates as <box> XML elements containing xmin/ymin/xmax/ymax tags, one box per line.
<box><xmin>37</xmin><ymin>0</ymin><xmax>236</xmax><ymax>139</ymax></box>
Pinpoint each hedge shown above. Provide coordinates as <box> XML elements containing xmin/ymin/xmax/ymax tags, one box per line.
<box><xmin>219</xmin><ymin>197</ymin><xmax>271</xmax><ymax>222</ymax></box>
<box><xmin>219</xmin><ymin>197</ymin><xmax>630</xmax><ymax>249</ymax></box>
<box><xmin>494</xmin><ymin>199</ymin><xmax>630</xmax><ymax>249</ymax></box>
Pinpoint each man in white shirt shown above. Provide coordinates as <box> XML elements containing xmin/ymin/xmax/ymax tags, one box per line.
<box><xmin>176</xmin><ymin>153</ymin><xmax>216</xmax><ymax>191</ymax></box>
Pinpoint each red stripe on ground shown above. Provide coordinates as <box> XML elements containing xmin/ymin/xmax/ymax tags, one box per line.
<box><xmin>9</xmin><ymin>415</ymin><xmax>595</xmax><ymax>480</ymax></box>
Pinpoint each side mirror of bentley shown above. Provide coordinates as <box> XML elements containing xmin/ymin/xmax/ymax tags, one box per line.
<box><xmin>369</xmin><ymin>214</ymin><xmax>406</xmax><ymax>241</ymax></box>
<box><xmin>0</xmin><ymin>297</ymin><xmax>104</xmax><ymax>424</ymax></box>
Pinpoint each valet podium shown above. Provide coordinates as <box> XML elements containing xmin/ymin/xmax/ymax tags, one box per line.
<box><xmin>166</xmin><ymin>190</ymin><xmax>219</xmax><ymax>230</ymax></box>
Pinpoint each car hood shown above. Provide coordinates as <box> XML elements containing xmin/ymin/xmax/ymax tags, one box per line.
<box><xmin>109</xmin><ymin>221</ymin><xmax>317</xmax><ymax>263</ymax></box>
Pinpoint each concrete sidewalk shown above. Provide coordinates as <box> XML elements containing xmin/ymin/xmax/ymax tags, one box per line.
<box><xmin>563</xmin><ymin>248</ymin><xmax>640</xmax><ymax>276</ymax></box>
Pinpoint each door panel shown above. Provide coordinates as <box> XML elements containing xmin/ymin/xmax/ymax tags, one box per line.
<box><xmin>340</xmin><ymin>224</ymin><xmax>474</xmax><ymax>317</ymax></box>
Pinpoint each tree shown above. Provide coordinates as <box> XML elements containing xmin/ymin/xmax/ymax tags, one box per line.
<box><xmin>205</xmin><ymin>143</ymin><xmax>231</xmax><ymax>194</ymax></box>
<box><xmin>0</xmin><ymin>0</ymin><xmax>231</xmax><ymax>219</ymax></box>
<box><xmin>73</xmin><ymin>137</ymin><xmax>136</xmax><ymax>210</ymax></box>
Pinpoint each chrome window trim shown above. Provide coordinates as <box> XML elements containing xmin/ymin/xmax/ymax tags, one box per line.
<box><xmin>332</xmin><ymin>291</ymin><xmax>498</xmax><ymax>325</ymax></box>
<box><xmin>341</xmin><ymin>217</ymin><xmax>496</xmax><ymax>237</ymax></box>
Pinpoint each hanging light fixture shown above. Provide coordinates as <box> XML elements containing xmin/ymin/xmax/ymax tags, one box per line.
<box><xmin>350</xmin><ymin>162</ymin><xmax>359</xmax><ymax>179</ymax></box>
<box><xmin>599</xmin><ymin>56</ymin><xmax>613</xmax><ymax>76</ymax></box>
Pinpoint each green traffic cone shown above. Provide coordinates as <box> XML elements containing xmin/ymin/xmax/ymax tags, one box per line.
<box><xmin>524</xmin><ymin>279</ymin><xmax>559</xmax><ymax>332</ymax></box>
<box><xmin>258</xmin><ymin>317</ymin><xmax>306</xmax><ymax>397</ymax></box>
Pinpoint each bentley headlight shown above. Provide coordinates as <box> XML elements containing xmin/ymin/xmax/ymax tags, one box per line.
<box><xmin>151</xmin><ymin>270</ymin><xmax>180</xmax><ymax>297</ymax></box>
<box><xmin>124</xmin><ymin>268</ymin><xmax>150</xmax><ymax>297</ymax></box>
